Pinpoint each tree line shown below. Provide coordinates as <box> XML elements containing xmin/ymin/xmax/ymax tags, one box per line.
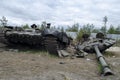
<box><xmin>65</xmin><ymin>16</ymin><xmax>120</xmax><ymax>34</ymax></box>
<box><xmin>0</xmin><ymin>16</ymin><xmax>120</xmax><ymax>35</ymax></box>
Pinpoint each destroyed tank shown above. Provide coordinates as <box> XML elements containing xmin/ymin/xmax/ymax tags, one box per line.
<box><xmin>76</xmin><ymin>32</ymin><xmax>116</xmax><ymax>53</ymax></box>
<box><xmin>4</xmin><ymin>23</ymin><xmax>72</xmax><ymax>55</ymax></box>
<box><xmin>75</xmin><ymin>33</ymin><xmax>116</xmax><ymax>76</ymax></box>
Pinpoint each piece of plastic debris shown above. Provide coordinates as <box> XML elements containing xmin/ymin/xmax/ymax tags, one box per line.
<box><xmin>86</xmin><ymin>58</ymin><xmax>91</xmax><ymax>61</ymax></box>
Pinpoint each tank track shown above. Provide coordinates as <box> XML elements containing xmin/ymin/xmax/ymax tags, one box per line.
<box><xmin>0</xmin><ymin>29</ymin><xmax>6</xmax><ymax>43</ymax></box>
<box><xmin>44</xmin><ymin>36</ymin><xmax>59</xmax><ymax>55</ymax></box>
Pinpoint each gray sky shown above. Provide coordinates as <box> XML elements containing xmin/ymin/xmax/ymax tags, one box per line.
<box><xmin>0</xmin><ymin>0</ymin><xmax>120</xmax><ymax>28</ymax></box>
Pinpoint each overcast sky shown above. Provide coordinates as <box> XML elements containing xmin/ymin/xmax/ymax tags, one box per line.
<box><xmin>0</xmin><ymin>0</ymin><xmax>120</xmax><ymax>28</ymax></box>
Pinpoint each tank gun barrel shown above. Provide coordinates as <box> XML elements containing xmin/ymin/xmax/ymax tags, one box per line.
<box><xmin>94</xmin><ymin>45</ymin><xmax>113</xmax><ymax>76</ymax></box>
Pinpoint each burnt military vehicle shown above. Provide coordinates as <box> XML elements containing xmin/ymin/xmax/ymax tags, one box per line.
<box><xmin>4</xmin><ymin>23</ymin><xmax>72</xmax><ymax>55</ymax></box>
<box><xmin>75</xmin><ymin>33</ymin><xmax>116</xmax><ymax>76</ymax></box>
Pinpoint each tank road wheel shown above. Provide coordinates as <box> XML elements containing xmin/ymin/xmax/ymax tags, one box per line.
<box><xmin>44</xmin><ymin>36</ymin><xmax>59</xmax><ymax>55</ymax></box>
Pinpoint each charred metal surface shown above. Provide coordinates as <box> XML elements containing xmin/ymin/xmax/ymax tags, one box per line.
<box><xmin>75</xmin><ymin>33</ymin><xmax>116</xmax><ymax>76</ymax></box>
<box><xmin>44</xmin><ymin>36</ymin><xmax>58</xmax><ymax>55</ymax></box>
<box><xmin>96</xmin><ymin>32</ymin><xmax>105</xmax><ymax>39</ymax></box>
<box><xmin>3</xmin><ymin>24</ymin><xmax>72</xmax><ymax>56</ymax></box>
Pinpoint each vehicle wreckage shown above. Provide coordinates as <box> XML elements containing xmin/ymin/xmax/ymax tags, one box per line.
<box><xmin>0</xmin><ymin>24</ymin><xmax>116</xmax><ymax>76</ymax></box>
<box><xmin>75</xmin><ymin>33</ymin><xmax>116</xmax><ymax>76</ymax></box>
<box><xmin>3</xmin><ymin>23</ymin><xmax>72</xmax><ymax>56</ymax></box>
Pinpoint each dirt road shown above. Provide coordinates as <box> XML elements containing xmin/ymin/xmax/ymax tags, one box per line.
<box><xmin>0</xmin><ymin>45</ymin><xmax>120</xmax><ymax>80</ymax></box>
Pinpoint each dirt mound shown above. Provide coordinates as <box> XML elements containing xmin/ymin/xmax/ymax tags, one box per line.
<box><xmin>107</xmin><ymin>47</ymin><xmax>120</xmax><ymax>52</ymax></box>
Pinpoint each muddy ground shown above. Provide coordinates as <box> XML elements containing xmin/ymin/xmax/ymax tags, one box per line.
<box><xmin>0</xmin><ymin>43</ymin><xmax>120</xmax><ymax>80</ymax></box>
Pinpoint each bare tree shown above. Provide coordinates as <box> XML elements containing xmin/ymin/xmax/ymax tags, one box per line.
<box><xmin>0</xmin><ymin>16</ymin><xmax>8</xmax><ymax>27</ymax></box>
<box><xmin>103</xmin><ymin>16</ymin><xmax>108</xmax><ymax>35</ymax></box>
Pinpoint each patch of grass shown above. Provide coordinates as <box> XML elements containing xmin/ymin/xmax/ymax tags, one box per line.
<box><xmin>114</xmin><ymin>40</ymin><xmax>120</xmax><ymax>47</ymax></box>
<box><xmin>97</xmin><ymin>62</ymin><xmax>103</xmax><ymax>74</ymax></box>
<box><xmin>19</xmin><ymin>48</ymin><xmax>59</xmax><ymax>58</ymax></box>
<box><xmin>104</xmin><ymin>51</ymin><xmax>115</xmax><ymax>57</ymax></box>
<box><xmin>28</xmin><ymin>49</ymin><xmax>46</xmax><ymax>54</ymax></box>
<box><xmin>11</xmin><ymin>45</ymin><xmax>57</xmax><ymax>57</ymax></box>
<box><xmin>49</xmin><ymin>54</ymin><xmax>59</xmax><ymax>58</ymax></box>
<box><xmin>18</xmin><ymin>48</ymin><xmax>37</xmax><ymax>53</ymax></box>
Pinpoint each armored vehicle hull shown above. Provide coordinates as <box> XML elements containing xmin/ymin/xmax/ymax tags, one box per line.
<box><xmin>4</xmin><ymin>25</ymin><xmax>72</xmax><ymax>56</ymax></box>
